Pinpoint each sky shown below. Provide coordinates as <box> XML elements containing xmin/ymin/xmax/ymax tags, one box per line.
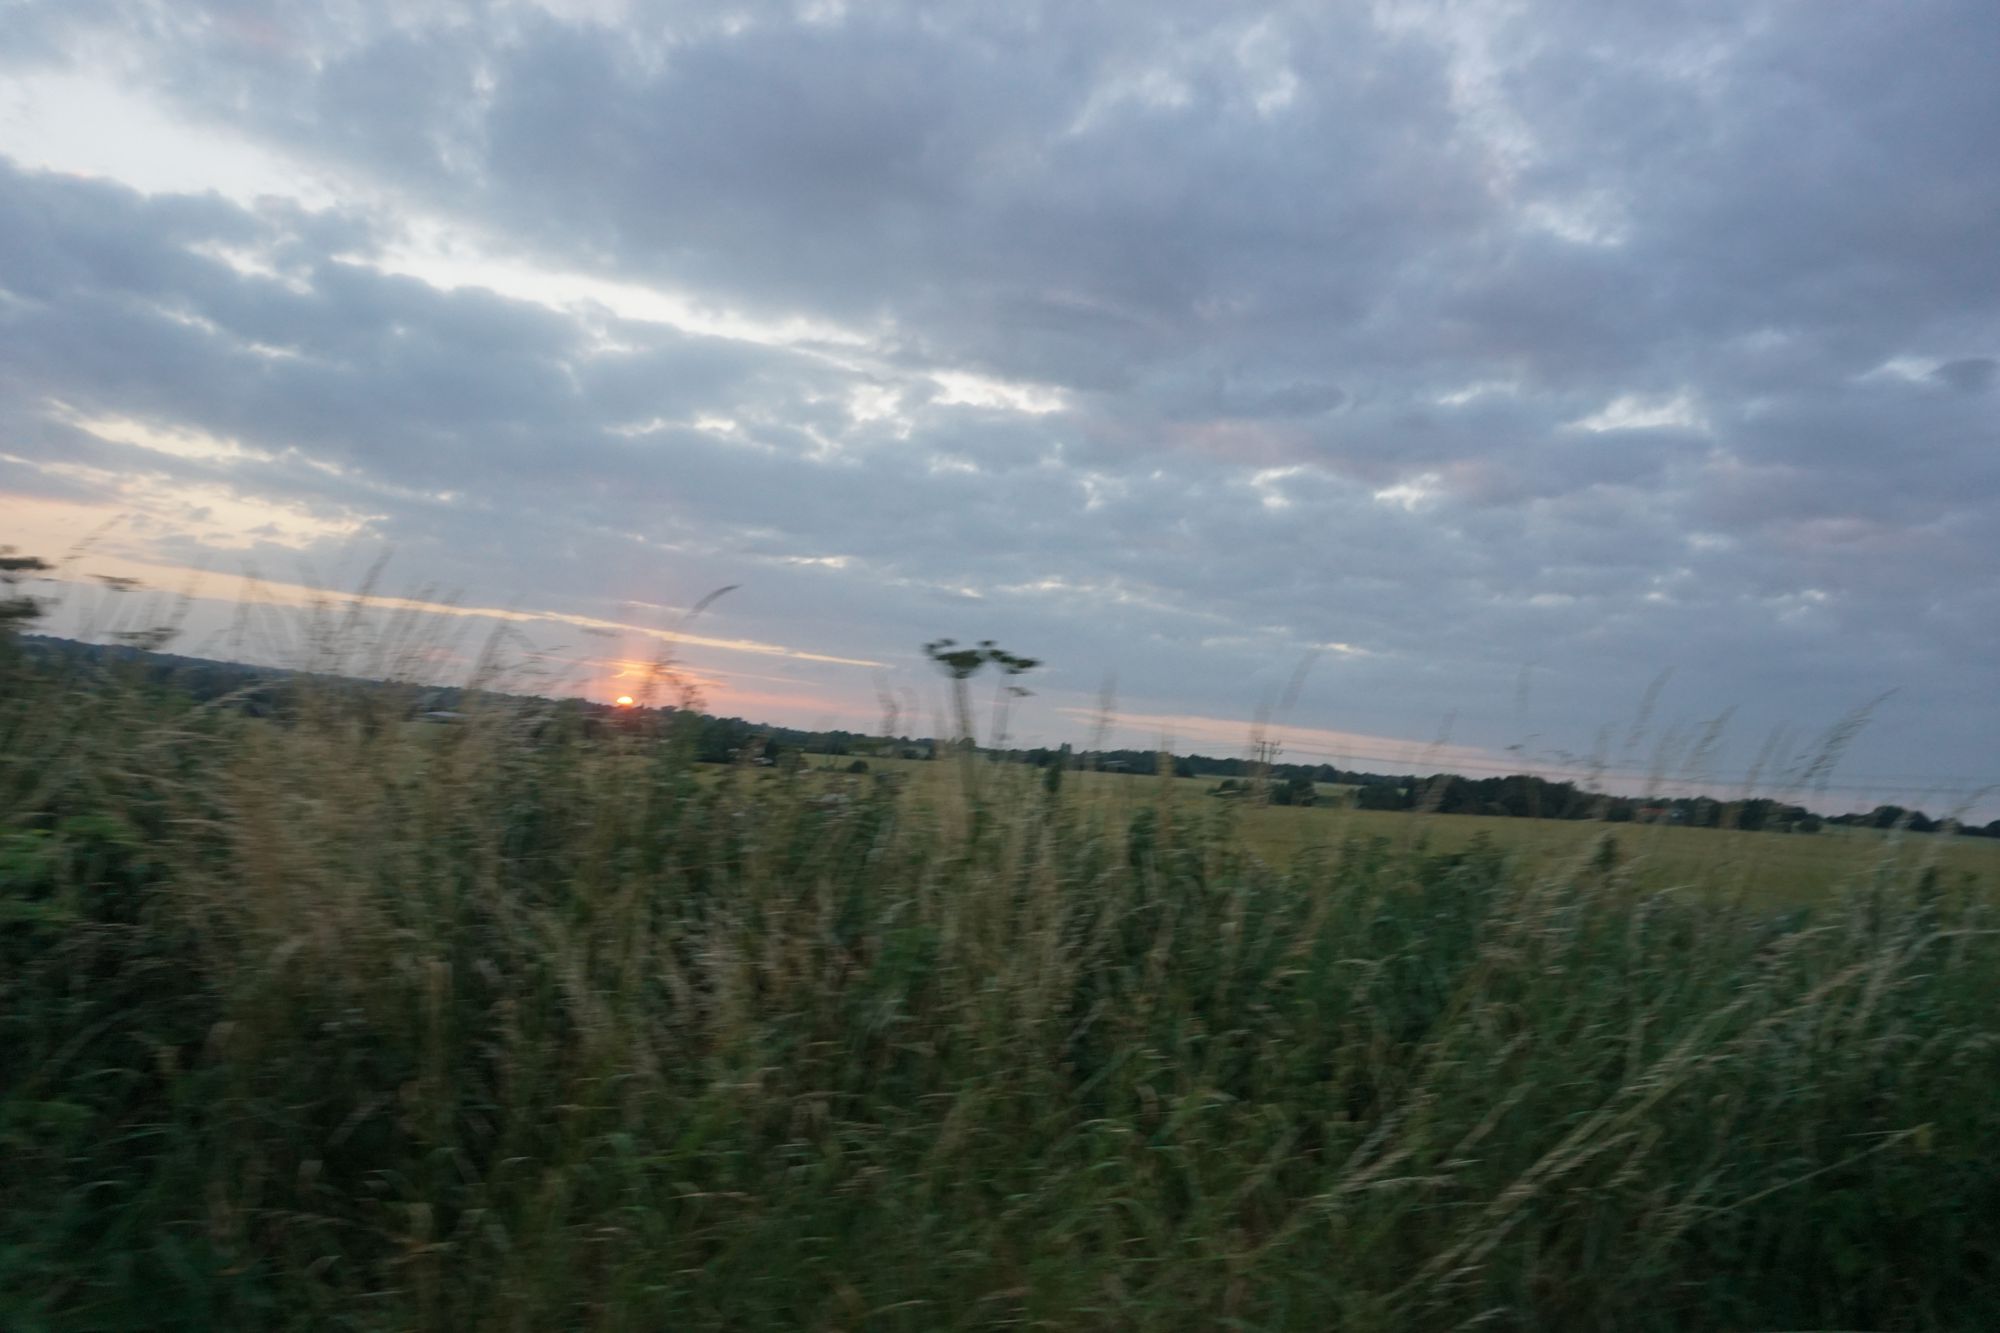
<box><xmin>2</xmin><ymin>0</ymin><xmax>1996</xmax><ymax>816</ymax></box>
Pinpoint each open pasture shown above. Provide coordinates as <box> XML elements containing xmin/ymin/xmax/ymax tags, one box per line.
<box><xmin>819</xmin><ymin>753</ymin><xmax>2000</xmax><ymax>907</ymax></box>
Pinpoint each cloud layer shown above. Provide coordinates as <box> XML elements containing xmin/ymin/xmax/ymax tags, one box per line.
<box><xmin>3</xmin><ymin>0</ymin><xmax>1997</xmax><ymax>810</ymax></box>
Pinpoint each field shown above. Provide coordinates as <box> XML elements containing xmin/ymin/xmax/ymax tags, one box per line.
<box><xmin>8</xmin><ymin>648</ymin><xmax>2000</xmax><ymax>1331</ymax></box>
<box><xmin>830</xmin><ymin>754</ymin><xmax>2000</xmax><ymax>907</ymax></box>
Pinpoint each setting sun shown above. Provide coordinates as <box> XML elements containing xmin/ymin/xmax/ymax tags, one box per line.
<box><xmin>614</xmin><ymin>695</ymin><xmax>635</xmax><ymax>708</ymax></box>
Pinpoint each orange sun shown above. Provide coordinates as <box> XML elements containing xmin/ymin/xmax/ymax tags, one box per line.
<box><xmin>614</xmin><ymin>695</ymin><xmax>636</xmax><ymax>708</ymax></box>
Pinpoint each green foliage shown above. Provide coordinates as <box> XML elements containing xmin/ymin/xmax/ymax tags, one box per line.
<box><xmin>4</xmin><ymin>650</ymin><xmax>2000</xmax><ymax>1330</ymax></box>
<box><xmin>1355</xmin><ymin>781</ymin><xmax>1409</xmax><ymax>811</ymax></box>
<box><xmin>1269</xmin><ymin>774</ymin><xmax>1317</xmax><ymax>806</ymax></box>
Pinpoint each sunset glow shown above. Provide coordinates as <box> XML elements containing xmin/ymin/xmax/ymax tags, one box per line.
<box><xmin>614</xmin><ymin>695</ymin><xmax>635</xmax><ymax>708</ymax></box>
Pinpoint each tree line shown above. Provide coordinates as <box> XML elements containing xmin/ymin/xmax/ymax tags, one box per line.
<box><xmin>19</xmin><ymin>634</ymin><xmax>1997</xmax><ymax>838</ymax></box>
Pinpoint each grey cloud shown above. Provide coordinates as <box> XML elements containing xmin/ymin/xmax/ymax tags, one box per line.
<box><xmin>1932</xmin><ymin>358</ymin><xmax>1996</xmax><ymax>393</ymax></box>
<box><xmin>3</xmin><ymin>0</ymin><xmax>2000</xmax><ymax>804</ymax></box>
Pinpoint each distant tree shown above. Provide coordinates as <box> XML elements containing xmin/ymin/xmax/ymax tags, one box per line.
<box><xmin>845</xmin><ymin>758</ymin><xmax>869</xmax><ymax>774</ymax></box>
<box><xmin>1734</xmin><ymin>799</ymin><xmax>1773</xmax><ymax>833</ymax></box>
<box><xmin>1862</xmin><ymin>804</ymin><xmax>1938</xmax><ymax>832</ymax></box>
<box><xmin>0</xmin><ymin>550</ymin><xmax>51</xmax><ymax>637</ymax></box>
<box><xmin>1356</xmin><ymin>782</ymin><xmax>1410</xmax><ymax>811</ymax></box>
<box><xmin>1420</xmin><ymin>775</ymin><xmax>1476</xmax><ymax>815</ymax></box>
<box><xmin>1269</xmin><ymin>775</ymin><xmax>1317</xmax><ymax>807</ymax></box>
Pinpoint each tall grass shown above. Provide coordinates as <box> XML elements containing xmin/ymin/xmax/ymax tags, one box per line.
<box><xmin>4</xmin><ymin>638</ymin><xmax>1998</xmax><ymax>1330</ymax></box>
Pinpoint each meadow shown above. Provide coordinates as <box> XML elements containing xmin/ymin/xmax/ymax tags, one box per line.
<box><xmin>6</xmin><ymin>639</ymin><xmax>2000</xmax><ymax>1330</ymax></box>
<box><xmin>839</xmin><ymin>754</ymin><xmax>2000</xmax><ymax>908</ymax></box>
